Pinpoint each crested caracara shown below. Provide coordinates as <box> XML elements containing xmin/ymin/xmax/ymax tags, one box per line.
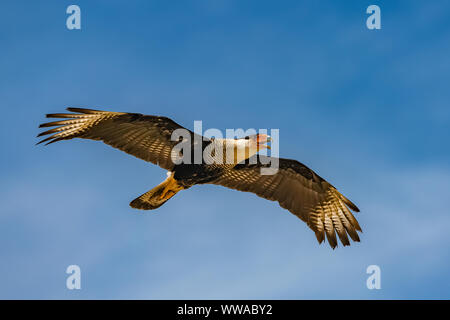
<box><xmin>37</xmin><ymin>108</ymin><xmax>361</xmax><ymax>248</ymax></box>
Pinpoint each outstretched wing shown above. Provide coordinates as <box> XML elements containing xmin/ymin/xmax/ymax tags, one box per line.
<box><xmin>37</xmin><ymin>107</ymin><xmax>200</xmax><ymax>171</ymax></box>
<box><xmin>210</xmin><ymin>155</ymin><xmax>362</xmax><ymax>248</ymax></box>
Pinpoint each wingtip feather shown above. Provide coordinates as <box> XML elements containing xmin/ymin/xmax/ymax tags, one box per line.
<box><xmin>340</xmin><ymin>194</ymin><xmax>360</xmax><ymax>212</ymax></box>
<box><xmin>66</xmin><ymin>107</ymin><xmax>103</xmax><ymax>114</ymax></box>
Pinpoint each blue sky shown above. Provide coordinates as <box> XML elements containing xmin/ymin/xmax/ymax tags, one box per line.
<box><xmin>0</xmin><ymin>0</ymin><xmax>449</xmax><ymax>299</ymax></box>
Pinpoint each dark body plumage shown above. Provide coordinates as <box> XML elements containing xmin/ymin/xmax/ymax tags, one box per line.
<box><xmin>173</xmin><ymin>164</ymin><xmax>225</xmax><ymax>187</ymax></box>
<box><xmin>38</xmin><ymin>107</ymin><xmax>362</xmax><ymax>249</ymax></box>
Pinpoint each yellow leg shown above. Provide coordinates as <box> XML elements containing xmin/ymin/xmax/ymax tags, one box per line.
<box><xmin>159</xmin><ymin>177</ymin><xmax>183</xmax><ymax>200</ymax></box>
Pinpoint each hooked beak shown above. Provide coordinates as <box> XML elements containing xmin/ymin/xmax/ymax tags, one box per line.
<box><xmin>257</xmin><ymin>135</ymin><xmax>271</xmax><ymax>150</ymax></box>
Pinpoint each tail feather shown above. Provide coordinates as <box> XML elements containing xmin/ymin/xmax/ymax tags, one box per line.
<box><xmin>130</xmin><ymin>173</ymin><xmax>183</xmax><ymax>210</ymax></box>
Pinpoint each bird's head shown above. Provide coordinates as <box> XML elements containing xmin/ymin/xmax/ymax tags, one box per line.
<box><xmin>228</xmin><ymin>133</ymin><xmax>271</xmax><ymax>164</ymax></box>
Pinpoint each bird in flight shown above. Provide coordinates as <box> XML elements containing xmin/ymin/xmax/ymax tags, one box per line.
<box><xmin>37</xmin><ymin>108</ymin><xmax>362</xmax><ymax>248</ymax></box>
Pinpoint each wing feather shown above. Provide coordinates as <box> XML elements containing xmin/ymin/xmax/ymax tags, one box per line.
<box><xmin>210</xmin><ymin>155</ymin><xmax>361</xmax><ymax>248</ymax></box>
<box><xmin>37</xmin><ymin>107</ymin><xmax>201</xmax><ymax>170</ymax></box>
